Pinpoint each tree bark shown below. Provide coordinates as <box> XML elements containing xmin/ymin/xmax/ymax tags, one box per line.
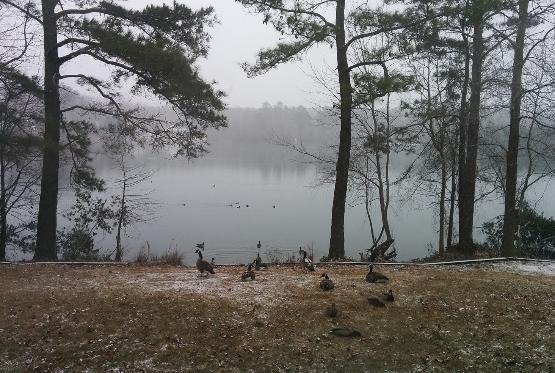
<box><xmin>438</xmin><ymin>126</ymin><xmax>447</xmax><ymax>256</ymax></box>
<box><xmin>115</xmin><ymin>160</ymin><xmax>126</xmax><ymax>262</ymax></box>
<box><xmin>457</xmin><ymin>16</ymin><xmax>470</xmax><ymax>241</ymax></box>
<box><xmin>329</xmin><ymin>0</ymin><xmax>352</xmax><ymax>258</ymax></box>
<box><xmin>502</xmin><ymin>0</ymin><xmax>529</xmax><ymax>256</ymax></box>
<box><xmin>447</xmin><ymin>149</ymin><xmax>457</xmax><ymax>249</ymax></box>
<box><xmin>458</xmin><ymin>4</ymin><xmax>484</xmax><ymax>254</ymax></box>
<box><xmin>34</xmin><ymin>0</ymin><xmax>61</xmax><ymax>261</ymax></box>
<box><xmin>0</xmin><ymin>151</ymin><xmax>6</xmax><ymax>261</ymax></box>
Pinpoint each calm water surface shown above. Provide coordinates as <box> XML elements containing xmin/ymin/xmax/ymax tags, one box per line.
<box><xmin>86</xmin><ymin>149</ymin><xmax>554</xmax><ymax>264</ymax></box>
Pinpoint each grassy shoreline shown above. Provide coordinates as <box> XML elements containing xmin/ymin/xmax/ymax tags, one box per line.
<box><xmin>1</xmin><ymin>263</ymin><xmax>554</xmax><ymax>372</ymax></box>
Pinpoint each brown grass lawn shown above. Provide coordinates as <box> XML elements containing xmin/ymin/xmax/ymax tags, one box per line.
<box><xmin>1</xmin><ymin>263</ymin><xmax>554</xmax><ymax>372</ymax></box>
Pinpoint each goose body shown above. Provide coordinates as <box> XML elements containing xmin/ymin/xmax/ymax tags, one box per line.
<box><xmin>300</xmin><ymin>249</ymin><xmax>314</xmax><ymax>271</ymax></box>
<box><xmin>365</xmin><ymin>264</ymin><xmax>389</xmax><ymax>283</ymax></box>
<box><xmin>320</xmin><ymin>273</ymin><xmax>334</xmax><ymax>291</ymax></box>
<box><xmin>195</xmin><ymin>249</ymin><xmax>214</xmax><ymax>276</ymax></box>
<box><xmin>368</xmin><ymin>296</ymin><xmax>386</xmax><ymax>308</ymax></box>
<box><xmin>325</xmin><ymin>303</ymin><xmax>338</xmax><ymax>318</ymax></box>
<box><xmin>241</xmin><ymin>264</ymin><xmax>255</xmax><ymax>281</ymax></box>
<box><xmin>382</xmin><ymin>290</ymin><xmax>394</xmax><ymax>302</ymax></box>
<box><xmin>254</xmin><ymin>252</ymin><xmax>267</xmax><ymax>270</ymax></box>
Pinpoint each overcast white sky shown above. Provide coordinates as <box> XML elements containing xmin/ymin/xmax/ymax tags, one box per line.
<box><xmin>5</xmin><ymin>0</ymin><xmax>339</xmax><ymax>108</ymax></box>
<box><xmin>140</xmin><ymin>0</ymin><xmax>338</xmax><ymax>108</ymax></box>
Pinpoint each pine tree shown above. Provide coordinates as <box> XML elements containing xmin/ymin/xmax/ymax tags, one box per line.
<box><xmin>0</xmin><ymin>0</ymin><xmax>227</xmax><ymax>260</ymax></box>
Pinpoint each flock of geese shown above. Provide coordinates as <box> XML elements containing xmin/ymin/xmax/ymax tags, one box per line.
<box><xmin>194</xmin><ymin>242</ymin><xmax>396</xmax><ymax>313</ymax></box>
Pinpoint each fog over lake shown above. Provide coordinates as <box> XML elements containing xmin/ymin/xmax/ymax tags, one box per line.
<box><xmin>15</xmin><ymin>105</ymin><xmax>553</xmax><ymax>264</ymax></box>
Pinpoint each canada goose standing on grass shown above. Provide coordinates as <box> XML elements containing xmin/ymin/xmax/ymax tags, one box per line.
<box><xmin>241</xmin><ymin>264</ymin><xmax>255</xmax><ymax>281</ymax></box>
<box><xmin>320</xmin><ymin>273</ymin><xmax>334</xmax><ymax>291</ymax></box>
<box><xmin>365</xmin><ymin>264</ymin><xmax>389</xmax><ymax>283</ymax></box>
<box><xmin>195</xmin><ymin>249</ymin><xmax>214</xmax><ymax>276</ymax></box>
<box><xmin>325</xmin><ymin>303</ymin><xmax>338</xmax><ymax>318</ymax></box>
<box><xmin>254</xmin><ymin>252</ymin><xmax>267</xmax><ymax>270</ymax></box>
<box><xmin>300</xmin><ymin>248</ymin><xmax>314</xmax><ymax>271</ymax></box>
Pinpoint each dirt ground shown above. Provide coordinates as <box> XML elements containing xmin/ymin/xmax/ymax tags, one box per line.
<box><xmin>1</xmin><ymin>262</ymin><xmax>554</xmax><ymax>372</ymax></box>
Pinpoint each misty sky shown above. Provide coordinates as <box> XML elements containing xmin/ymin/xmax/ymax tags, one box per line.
<box><xmin>128</xmin><ymin>0</ymin><xmax>338</xmax><ymax>108</ymax></box>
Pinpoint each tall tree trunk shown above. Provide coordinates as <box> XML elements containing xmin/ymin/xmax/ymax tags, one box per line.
<box><xmin>0</xmin><ymin>152</ymin><xmax>6</xmax><ymax>261</ymax></box>
<box><xmin>438</xmin><ymin>128</ymin><xmax>447</xmax><ymax>256</ymax></box>
<box><xmin>365</xmin><ymin>156</ymin><xmax>377</xmax><ymax>246</ymax></box>
<box><xmin>447</xmin><ymin>150</ymin><xmax>457</xmax><ymax>249</ymax></box>
<box><xmin>459</xmin><ymin>4</ymin><xmax>484</xmax><ymax>254</ymax></box>
<box><xmin>502</xmin><ymin>0</ymin><xmax>529</xmax><ymax>256</ymax></box>
<box><xmin>457</xmin><ymin>12</ymin><xmax>470</xmax><ymax>251</ymax></box>
<box><xmin>370</xmin><ymin>101</ymin><xmax>393</xmax><ymax>242</ymax></box>
<box><xmin>35</xmin><ymin>0</ymin><xmax>61</xmax><ymax>261</ymax></box>
<box><xmin>115</xmin><ymin>161</ymin><xmax>126</xmax><ymax>262</ymax></box>
<box><xmin>329</xmin><ymin>0</ymin><xmax>352</xmax><ymax>258</ymax></box>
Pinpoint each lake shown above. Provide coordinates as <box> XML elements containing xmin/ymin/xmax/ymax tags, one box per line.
<box><xmin>85</xmin><ymin>144</ymin><xmax>554</xmax><ymax>265</ymax></box>
<box><xmin>8</xmin><ymin>106</ymin><xmax>555</xmax><ymax>264</ymax></box>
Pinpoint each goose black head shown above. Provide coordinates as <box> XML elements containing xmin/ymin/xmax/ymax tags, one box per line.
<box><xmin>247</xmin><ymin>263</ymin><xmax>253</xmax><ymax>271</ymax></box>
<box><xmin>195</xmin><ymin>249</ymin><xmax>203</xmax><ymax>258</ymax></box>
<box><xmin>369</xmin><ymin>264</ymin><xmax>374</xmax><ymax>272</ymax></box>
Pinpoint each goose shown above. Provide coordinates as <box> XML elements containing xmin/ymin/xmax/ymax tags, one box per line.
<box><xmin>330</xmin><ymin>328</ymin><xmax>361</xmax><ymax>337</ymax></box>
<box><xmin>324</xmin><ymin>302</ymin><xmax>338</xmax><ymax>318</ymax></box>
<box><xmin>300</xmin><ymin>249</ymin><xmax>314</xmax><ymax>271</ymax></box>
<box><xmin>210</xmin><ymin>257</ymin><xmax>216</xmax><ymax>267</ymax></box>
<box><xmin>382</xmin><ymin>289</ymin><xmax>394</xmax><ymax>302</ymax></box>
<box><xmin>368</xmin><ymin>296</ymin><xmax>386</xmax><ymax>308</ymax></box>
<box><xmin>320</xmin><ymin>273</ymin><xmax>334</xmax><ymax>291</ymax></box>
<box><xmin>195</xmin><ymin>249</ymin><xmax>214</xmax><ymax>276</ymax></box>
<box><xmin>365</xmin><ymin>264</ymin><xmax>389</xmax><ymax>283</ymax></box>
<box><xmin>254</xmin><ymin>252</ymin><xmax>267</xmax><ymax>270</ymax></box>
<box><xmin>241</xmin><ymin>264</ymin><xmax>255</xmax><ymax>281</ymax></box>
<box><xmin>257</xmin><ymin>240</ymin><xmax>262</xmax><ymax>249</ymax></box>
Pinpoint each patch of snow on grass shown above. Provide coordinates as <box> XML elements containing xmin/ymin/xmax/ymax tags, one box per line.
<box><xmin>109</xmin><ymin>268</ymin><xmax>318</xmax><ymax>307</ymax></box>
<box><xmin>493</xmin><ymin>261</ymin><xmax>555</xmax><ymax>276</ymax></box>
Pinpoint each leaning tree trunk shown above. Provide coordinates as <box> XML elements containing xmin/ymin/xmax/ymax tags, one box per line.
<box><xmin>458</xmin><ymin>7</ymin><xmax>484</xmax><ymax>255</ymax></box>
<box><xmin>329</xmin><ymin>0</ymin><xmax>352</xmax><ymax>259</ymax></box>
<box><xmin>35</xmin><ymin>0</ymin><xmax>61</xmax><ymax>261</ymax></box>
<box><xmin>502</xmin><ymin>0</ymin><xmax>529</xmax><ymax>256</ymax></box>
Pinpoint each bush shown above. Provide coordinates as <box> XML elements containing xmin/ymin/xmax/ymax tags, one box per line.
<box><xmin>134</xmin><ymin>242</ymin><xmax>183</xmax><ymax>265</ymax></box>
<box><xmin>482</xmin><ymin>201</ymin><xmax>555</xmax><ymax>259</ymax></box>
<box><xmin>58</xmin><ymin>228</ymin><xmax>102</xmax><ymax>261</ymax></box>
<box><xmin>159</xmin><ymin>250</ymin><xmax>184</xmax><ymax>265</ymax></box>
